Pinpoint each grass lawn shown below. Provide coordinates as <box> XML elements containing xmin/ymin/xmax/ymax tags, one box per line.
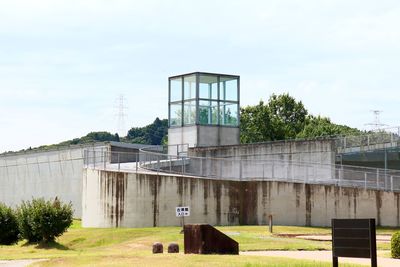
<box><xmin>0</xmin><ymin>220</ymin><xmax>397</xmax><ymax>266</ymax></box>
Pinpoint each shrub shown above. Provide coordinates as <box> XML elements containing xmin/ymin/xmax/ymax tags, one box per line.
<box><xmin>17</xmin><ymin>197</ymin><xmax>73</xmax><ymax>243</ymax></box>
<box><xmin>392</xmin><ymin>231</ymin><xmax>400</xmax><ymax>259</ymax></box>
<box><xmin>0</xmin><ymin>203</ymin><xmax>20</xmax><ymax>245</ymax></box>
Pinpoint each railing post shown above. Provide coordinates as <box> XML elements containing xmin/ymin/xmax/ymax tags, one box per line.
<box><xmin>262</xmin><ymin>164</ymin><xmax>265</xmax><ymax>180</ymax></box>
<box><xmin>181</xmin><ymin>157</ymin><xmax>184</xmax><ymax>175</ymax></box>
<box><xmin>135</xmin><ymin>153</ymin><xmax>138</xmax><ymax>173</ymax></box>
<box><xmin>239</xmin><ymin>160</ymin><xmax>242</xmax><ymax>181</ymax></box>
<box><xmin>376</xmin><ymin>169</ymin><xmax>379</xmax><ymax>189</ymax></box>
<box><xmin>364</xmin><ymin>172</ymin><xmax>367</xmax><ymax>189</ymax></box>
<box><xmin>103</xmin><ymin>149</ymin><xmax>106</xmax><ymax>170</ymax></box>
<box><xmin>93</xmin><ymin>150</ymin><xmax>96</xmax><ymax>168</ymax></box>
<box><xmin>84</xmin><ymin>150</ymin><xmax>87</xmax><ymax>167</ymax></box>
<box><xmin>271</xmin><ymin>161</ymin><xmax>274</xmax><ymax>179</ymax></box>
<box><xmin>391</xmin><ymin>176</ymin><xmax>394</xmax><ymax>191</ymax></box>
<box><xmin>118</xmin><ymin>153</ymin><xmax>120</xmax><ymax>172</ymax></box>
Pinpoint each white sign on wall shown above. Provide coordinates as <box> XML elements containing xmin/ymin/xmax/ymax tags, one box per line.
<box><xmin>176</xmin><ymin>206</ymin><xmax>190</xmax><ymax>217</ymax></box>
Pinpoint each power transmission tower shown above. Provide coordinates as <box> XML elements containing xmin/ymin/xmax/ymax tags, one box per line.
<box><xmin>114</xmin><ymin>94</ymin><xmax>127</xmax><ymax>136</ymax></box>
<box><xmin>365</xmin><ymin>110</ymin><xmax>387</xmax><ymax>131</ymax></box>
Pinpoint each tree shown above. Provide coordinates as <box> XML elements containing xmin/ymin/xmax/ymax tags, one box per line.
<box><xmin>240</xmin><ymin>101</ymin><xmax>274</xmax><ymax>143</ymax></box>
<box><xmin>126</xmin><ymin>118</ymin><xmax>168</xmax><ymax>145</ymax></box>
<box><xmin>240</xmin><ymin>93</ymin><xmax>360</xmax><ymax>143</ymax></box>
<box><xmin>296</xmin><ymin>115</ymin><xmax>360</xmax><ymax>139</ymax></box>
<box><xmin>268</xmin><ymin>93</ymin><xmax>308</xmax><ymax>139</ymax></box>
<box><xmin>240</xmin><ymin>93</ymin><xmax>307</xmax><ymax>143</ymax></box>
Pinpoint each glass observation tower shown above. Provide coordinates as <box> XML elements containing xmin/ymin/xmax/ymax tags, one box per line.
<box><xmin>168</xmin><ymin>72</ymin><xmax>240</xmax><ymax>148</ymax></box>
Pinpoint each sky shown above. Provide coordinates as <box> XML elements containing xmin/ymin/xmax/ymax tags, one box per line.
<box><xmin>1</xmin><ymin>0</ymin><xmax>400</xmax><ymax>152</ymax></box>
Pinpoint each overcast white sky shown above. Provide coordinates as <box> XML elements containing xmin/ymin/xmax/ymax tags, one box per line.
<box><xmin>1</xmin><ymin>0</ymin><xmax>400</xmax><ymax>152</ymax></box>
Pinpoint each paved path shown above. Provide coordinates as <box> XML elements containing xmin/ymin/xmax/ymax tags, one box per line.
<box><xmin>0</xmin><ymin>260</ymin><xmax>46</xmax><ymax>267</ymax></box>
<box><xmin>294</xmin><ymin>234</ymin><xmax>391</xmax><ymax>242</ymax></box>
<box><xmin>241</xmin><ymin>251</ymin><xmax>400</xmax><ymax>267</ymax></box>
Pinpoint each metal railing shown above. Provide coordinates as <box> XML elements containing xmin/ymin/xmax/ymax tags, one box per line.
<box><xmin>83</xmin><ymin>146</ymin><xmax>400</xmax><ymax>192</ymax></box>
<box><xmin>335</xmin><ymin>126</ymin><xmax>400</xmax><ymax>152</ymax></box>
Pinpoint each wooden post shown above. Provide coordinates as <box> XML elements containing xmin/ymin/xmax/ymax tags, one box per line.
<box><xmin>268</xmin><ymin>215</ymin><xmax>273</xmax><ymax>233</ymax></box>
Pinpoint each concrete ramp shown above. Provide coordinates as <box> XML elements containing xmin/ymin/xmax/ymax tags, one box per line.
<box><xmin>184</xmin><ymin>224</ymin><xmax>239</xmax><ymax>255</ymax></box>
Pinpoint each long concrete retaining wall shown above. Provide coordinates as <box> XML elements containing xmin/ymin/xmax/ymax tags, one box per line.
<box><xmin>0</xmin><ymin>143</ymin><xmax>115</xmax><ymax>217</ymax></box>
<box><xmin>0</xmin><ymin>146</ymin><xmax>93</xmax><ymax>217</ymax></box>
<box><xmin>189</xmin><ymin>139</ymin><xmax>336</xmax><ymax>165</ymax></box>
<box><xmin>82</xmin><ymin>168</ymin><xmax>400</xmax><ymax>228</ymax></box>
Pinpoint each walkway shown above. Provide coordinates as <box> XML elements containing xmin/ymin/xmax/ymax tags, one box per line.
<box><xmin>241</xmin><ymin>251</ymin><xmax>400</xmax><ymax>267</ymax></box>
<box><xmin>0</xmin><ymin>259</ymin><xmax>46</xmax><ymax>267</ymax></box>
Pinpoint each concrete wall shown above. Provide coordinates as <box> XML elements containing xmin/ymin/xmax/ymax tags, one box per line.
<box><xmin>185</xmin><ymin>139</ymin><xmax>336</xmax><ymax>181</ymax></box>
<box><xmin>0</xmin><ymin>145</ymin><xmax>97</xmax><ymax>217</ymax></box>
<box><xmin>0</xmin><ymin>142</ymin><xmax>158</xmax><ymax>218</ymax></box>
<box><xmin>189</xmin><ymin>139</ymin><xmax>336</xmax><ymax>164</ymax></box>
<box><xmin>82</xmin><ymin>168</ymin><xmax>400</xmax><ymax>228</ymax></box>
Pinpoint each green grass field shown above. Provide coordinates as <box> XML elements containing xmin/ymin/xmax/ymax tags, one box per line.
<box><xmin>0</xmin><ymin>221</ymin><xmax>397</xmax><ymax>266</ymax></box>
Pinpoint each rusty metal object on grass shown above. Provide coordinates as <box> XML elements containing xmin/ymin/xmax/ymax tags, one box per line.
<box><xmin>184</xmin><ymin>224</ymin><xmax>239</xmax><ymax>255</ymax></box>
<box><xmin>152</xmin><ymin>242</ymin><xmax>163</xmax><ymax>254</ymax></box>
<box><xmin>168</xmin><ymin>243</ymin><xmax>179</xmax><ymax>253</ymax></box>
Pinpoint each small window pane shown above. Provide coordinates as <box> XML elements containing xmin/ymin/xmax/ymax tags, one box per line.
<box><xmin>170</xmin><ymin>103</ymin><xmax>182</xmax><ymax>126</ymax></box>
<box><xmin>183</xmin><ymin>101</ymin><xmax>196</xmax><ymax>125</ymax></box>
<box><xmin>199</xmin><ymin>75</ymin><xmax>218</xmax><ymax>99</ymax></box>
<box><xmin>170</xmin><ymin>78</ymin><xmax>182</xmax><ymax>102</ymax></box>
<box><xmin>220</xmin><ymin>77</ymin><xmax>238</xmax><ymax>101</ymax></box>
<box><xmin>199</xmin><ymin>100</ymin><xmax>218</xmax><ymax>125</ymax></box>
<box><xmin>184</xmin><ymin>75</ymin><xmax>196</xmax><ymax>100</ymax></box>
<box><xmin>220</xmin><ymin>102</ymin><xmax>238</xmax><ymax>126</ymax></box>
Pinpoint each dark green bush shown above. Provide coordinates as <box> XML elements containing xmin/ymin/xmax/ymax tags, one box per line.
<box><xmin>17</xmin><ymin>198</ymin><xmax>73</xmax><ymax>243</ymax></box>
<box><xmin>392</xmin><ymin>231</ymin><xmax>400</xmax><ymax>258</ymax></box>
<box><xmin>0</xmin><ymin>203</ymin><xmax>20</xmax><ymax>245</ymax></box>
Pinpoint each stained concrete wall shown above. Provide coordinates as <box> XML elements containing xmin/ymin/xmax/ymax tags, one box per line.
<box><xmin>82</xmin><ymin>168</ymin><xmax>400</xmax><ymax>228</ymax></box>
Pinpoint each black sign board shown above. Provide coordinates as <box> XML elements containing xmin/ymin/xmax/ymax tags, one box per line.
<box><xmin>331</xmin><ymin>219</ymin><xmax>377</xmax><ymax>267</ymax></box>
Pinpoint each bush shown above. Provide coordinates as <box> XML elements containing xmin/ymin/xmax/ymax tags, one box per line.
<box><xmin>392</xmin><ymin>231</ymin><xmax>400</xmax><ymax>258</ymax></box>
<box><xmin>17</xmin><ymin>198</ymin><xmax>73</xmax><ymax>243</ymax></box>
<box><xmin>0</xmin><ymin>203</ymin><xmax>20</xmax><ymax>245</ymax></box>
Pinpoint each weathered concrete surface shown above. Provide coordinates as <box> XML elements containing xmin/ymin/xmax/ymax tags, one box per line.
<box><xmin>0</xmin><ymin>146</ymin><xmax>91</xmax><ymax>217</ymax></box>
<box><xmin>82</xmin><ymin>169</ymin><xmax>400</xmax><ymax>228</ymax></box>
<box><xmin>185</xmin><ymin>139</ymin><xmax>336</xmax><ymax>181</ymax></box>
<box><xmin>189</xmin><ymin>139</ymin><xmax>336</xmax><ymax>165</ymax></box>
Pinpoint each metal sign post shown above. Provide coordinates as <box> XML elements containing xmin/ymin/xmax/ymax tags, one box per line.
<box><xmin>176</xmin><ymin>206</ymin><xmax>190</xmax><ymax>232</ymax></box>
